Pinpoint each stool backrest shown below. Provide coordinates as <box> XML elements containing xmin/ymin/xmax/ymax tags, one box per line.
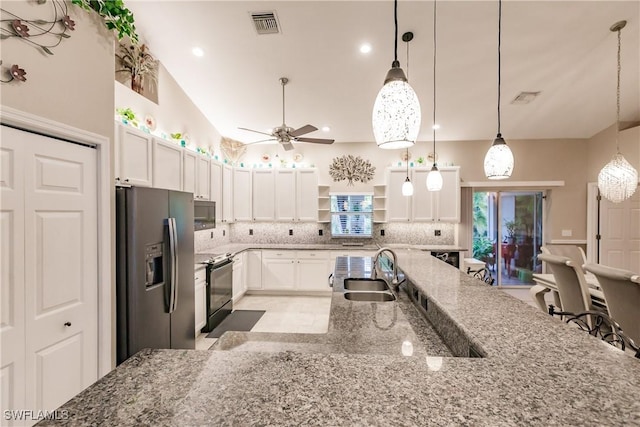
<box><xmin>538</xmin><ymin>253</ymin><xmax>592</xmax><ymax>314</ymax></box>
<box><xmin>541</xmin><ymin>245</ymin><xmax>587</xmax><ymax>274</ymax></box>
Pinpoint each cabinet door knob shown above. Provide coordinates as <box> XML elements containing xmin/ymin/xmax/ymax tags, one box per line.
<box><xmin>124</xmin><ymin>179</ymin><xmax>130</xmax><ymax>183</ymax></box>
<box><xmin>64</xmin><ymin>322</ymin><xmax>72</xmax><ymax>327</ymax></box>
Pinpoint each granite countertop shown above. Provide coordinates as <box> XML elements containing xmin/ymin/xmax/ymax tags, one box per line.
<box><xmin>41</xmin><ymin>250</ymin><xmax>640</xmax><ymax>426</ymax></box>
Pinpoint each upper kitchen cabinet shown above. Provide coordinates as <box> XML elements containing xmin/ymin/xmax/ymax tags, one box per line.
<box><xmin>115</xmin><ymin>123</ymin><xmax>153</xmax><ymax>187</ymax></box>
<box><xmin>183</xmin><ymin>150</ymin><xmax>197</xmax><ymax>195</ymax></box>
<box><xmin>210</xmin><ymin>160</ymin><xmax>223</xmax><ymax>222</ymax></box>
<box><xmin>233</xmin><ymin>168</ymin><xmax>252</xmax><ymax>221</ymax></box>
<box><xmin>152</xmin><ymin>137</ymin><xmax>183</xmax><ymax>191</ymax></box>
<box><xmin>296</xmin><ymin>169</ymin><xmax>319</xmax><ymax>222</ymax></box>
<box><xmin>253</xmin><ymin>169</ymin><xmax>275</xmax><ymax>221</ymax></box>
<box><xmin>385</xmin><ymin>166</ymin><xmax>460</xmax><ymax>223</ymax></box>
<box><xmin>275</xmin><ymin>169</ymin><xmax>296</xmax><ymax>221</ymax></box>
<box><xmin>196</xmin><ymin>156</ymin><xmax>211</xmax><ymax>200</ymax></box>
<box><xmin>222</xmin><ymin>164</ymin><xmax>234</xmax><ymax>223</ymax></box>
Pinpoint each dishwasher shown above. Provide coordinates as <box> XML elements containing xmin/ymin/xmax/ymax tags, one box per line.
<box><xmin>202</xmin><ymin>254</ymin><xmax>233</xmax><ymax>333</ymax></box>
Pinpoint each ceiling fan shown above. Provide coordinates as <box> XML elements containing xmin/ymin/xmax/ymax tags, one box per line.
<box><xmin>239</xmin><ymin>77</ymin><xmax>335</xmax><ymax>151</ymax></box>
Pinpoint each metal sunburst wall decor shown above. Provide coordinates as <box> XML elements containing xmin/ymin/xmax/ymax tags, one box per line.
<box><xmin>329</xmin><ymin>155</ymin><xmax>376</xmax><ymax>186</ymax></box>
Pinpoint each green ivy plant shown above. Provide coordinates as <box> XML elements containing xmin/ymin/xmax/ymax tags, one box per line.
<box><xmin>71</xmin><ymin>0</ymin><xmax>138</xmax><ymax>43</ymax></box>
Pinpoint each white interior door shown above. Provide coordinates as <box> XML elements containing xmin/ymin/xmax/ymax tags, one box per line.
<box><xmin>599</xmin><ymin>188</ymin><xmax>640</xmax><ymax>271</ymax></box>
<box><xmin>19</xmin><ymin>128</ymin><xmax>98</xmax><ymax>413</ymax></box>
<box><xmin>1</xmin><ymin>128</ymin><xmax>27</xmax><ymax>424</ymax></box>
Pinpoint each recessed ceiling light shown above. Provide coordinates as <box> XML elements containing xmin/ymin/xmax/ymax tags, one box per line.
<box><xmin>322</xmin><ymin>126</ymin><xmax>331</xmax><ymax>132</ymax></box>
<box><xmin>432</xmin><ymin>124</ymin><xmax>440</xmax><ymax>130</ymax></box>
<box><xmin>192</xmin><ymin>47</ymin><xmax>204</xmax><ymax>57</ymax></box>
<box><xmin>359</xmin><ymin>43</ymin><xmax>372</xmax><ymax>54</ymax></box>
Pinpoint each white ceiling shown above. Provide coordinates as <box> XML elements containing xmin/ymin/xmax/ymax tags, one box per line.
<box><xmin>127</xmin><ymin>1</ymin><xmax>640</xmax><ymax>145</ymax></box>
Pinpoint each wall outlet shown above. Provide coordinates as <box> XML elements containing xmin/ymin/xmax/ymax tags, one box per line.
<box><xmin>249</xmin><ymin>229</ymin><xmax>253</xmax><ymax>236</ymax></box>
<box><xmin>434</xmin><ymin>230</ymin><xmax>441</xmax><ymax>236</ymax></box>
<box><xmin>210</xmin><ymin>231</ymin><xmax>214</xmax><ymax>239</ymax></box>
<box><xmin>289</xmin><ymin>229</ymin><xmax>293</xmax><ymax>236</ymax></box>
<box><xmin>380</xmin><ymin>229</ymin><xmax>385</xmax><ymax>236</ymax></box>
<box><xmin>318</xmin><ymin>229</ymin><xmax>323</xmax><ymax>236</ymax></box>
<box><xmin>222</xmin><ymin>230</ymin><xmax>225</xmax><ymax>237</ymax></box>
<box><xmin>561</xmin><ymin>229</ymin><xmax>573</xmax><ymax>237</ymax></box>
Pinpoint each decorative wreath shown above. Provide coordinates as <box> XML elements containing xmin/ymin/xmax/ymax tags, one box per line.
<box><xmin>329</xmin><ymin>155</ymin><xmax>376</xmax><ymax>186</ymax></box>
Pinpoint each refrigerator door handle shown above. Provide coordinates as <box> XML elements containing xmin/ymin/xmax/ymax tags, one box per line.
<box><xmin>167</xmin><ymin>217</ymin><xmax>179</xmax><ymax>313</ymax></box>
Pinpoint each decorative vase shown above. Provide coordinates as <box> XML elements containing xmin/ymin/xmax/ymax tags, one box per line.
<box><xmin>131</xmin><ymin>74</ymin><xmax>143</xmax><ymax>94</ymax></box>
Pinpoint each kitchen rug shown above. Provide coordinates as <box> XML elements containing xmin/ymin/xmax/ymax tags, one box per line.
<box><xmin>206</xmin><ymin>310</ymin><xmax>266</xmax><ymax>338</ymax></box>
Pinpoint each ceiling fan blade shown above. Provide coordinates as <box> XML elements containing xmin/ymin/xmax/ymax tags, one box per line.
<box><xmin>245</xmin><ymin>138</ymin><xmax>277</xmax><ymax>145</ymax></box>
<box><xmin>295</xmin><ymin>137</ymin><xmax>334</xmax><ymax>144</ymax></box>
<box><xmin>282</xmin><ymin>142</ymin><xmax>295</xmax><ymax>151</ymax></box>
<box><xmin>289</xmin><ymin>124</ymin><xmax>318</xmax><ymax>137</ymax></box>
<box><xmin>238</xmin><ymin>127</ymin><xmax>273</xmax><ymax>137</ymax></box>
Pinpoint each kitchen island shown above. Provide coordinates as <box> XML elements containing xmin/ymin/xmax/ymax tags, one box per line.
<box><xmin>40</xmin><ymin>249</ymin><xmax>640</xmax><ymax>426</ymax></box>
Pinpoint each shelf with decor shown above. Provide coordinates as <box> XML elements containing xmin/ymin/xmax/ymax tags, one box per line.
<box><xmin>373</xmin><ymin>184</ymin><xmax>387</xmax><ymax>223</ymax></box>
<box><xmin>318</xmin><ymin>185</ymin><xmax>331</xmax><ymax>223</ymax></box>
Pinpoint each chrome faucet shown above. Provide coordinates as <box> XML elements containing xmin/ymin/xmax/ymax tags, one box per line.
<box><xmin>371</xmin><ymin>247</ymin><xmax>400</xmax><ymax>287</ymax></box>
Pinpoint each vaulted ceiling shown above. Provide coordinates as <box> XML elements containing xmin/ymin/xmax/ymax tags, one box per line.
<box><xmin>127</xmin><ymin>1</ymin><xmax>640</xmax><ymax>145</ymax></box>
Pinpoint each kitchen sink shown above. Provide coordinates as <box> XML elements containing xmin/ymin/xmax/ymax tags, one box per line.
<box><xmin>343</xmin><ymin>278</ymin><xmax>389</xmax><ymax>292</ymax></box>
<box><xmin>344</xmin><ymin>292</ymin><xmax>396</xmax><ymax>302</ymax></box>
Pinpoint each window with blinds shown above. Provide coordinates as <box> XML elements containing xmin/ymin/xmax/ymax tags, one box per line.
<box><xmin>330</xmin><ymin>194</ymin><xmax>373</xmax><ymax>238</ymax></box>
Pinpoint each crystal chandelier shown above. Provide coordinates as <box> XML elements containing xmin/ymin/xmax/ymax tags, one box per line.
<box><xmin>484</xmin><ymin>0</ymin><xmax>514</xmax><ymax>180</ymax></box>
<box><xmin>598</xmin><ymin>20</ymin><xmax>638</xmax><ymax>203</ymax></box>
<box><xmin>372</xmin><ymin>0</ymin><xmax>421</xmax><ymax>149</ymax></box>
<box><xmin>426</xmin><ymin>0</ymin><xmax>443</xmax><ymax>192</ymax></box>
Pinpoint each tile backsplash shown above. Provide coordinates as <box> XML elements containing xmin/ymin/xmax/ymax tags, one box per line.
<box><xmin>195</xmin><ymin>224</ymin><xmax>230</xmax><ymax>252</ymax></box>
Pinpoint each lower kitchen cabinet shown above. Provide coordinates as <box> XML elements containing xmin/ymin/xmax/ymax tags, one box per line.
<box><xmin>194</xmin><ymin>265</ymin><xmax>207</xmax><ymax>333</ymax></box>
<box><xmin>262</xmin><ymin>251</ymin><xmax>297</xmax><ymax>290</ymax></box>
<box><xmin>245</xmin><ymin>250</ymin><xmax>263</xmax><ymax>289</ymax></box>
<box><xmin>296</xmin><ymin>252</ymin><xmax>331</xmax><ymax>290</ymax></box>
<box><xmin>232</xmin><ymin>253</ymin><xmax>246</xmax><ymax>301</ymax></box>
<box><xmin>257</xmin><ymin>250</ymin><xmax>331</xmax><ymax>291</ymax></box>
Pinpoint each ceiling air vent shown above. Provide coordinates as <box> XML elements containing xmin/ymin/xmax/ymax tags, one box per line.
<box><xmin>511</xmin><ymin>91</ymin><xmax>541</xmax><ymax>105</ymax></box>
<box><xmin>250</xmin><ymin>11</ymin><xmax>280</xmax><ymax>35</ymax></box>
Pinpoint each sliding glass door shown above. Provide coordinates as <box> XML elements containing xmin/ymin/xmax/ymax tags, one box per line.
<box><xmin>472</xmin><ymin>191</ymin><xmax>544</xmax><ymax>287</ymax></box>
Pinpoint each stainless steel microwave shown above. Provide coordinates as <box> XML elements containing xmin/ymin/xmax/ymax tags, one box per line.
<box><xmin>194</xmin><ymin>200</ymin><xmax>216</xmax><ymax>230</ymax></box>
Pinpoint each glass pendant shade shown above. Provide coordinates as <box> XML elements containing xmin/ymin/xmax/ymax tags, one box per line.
<box><xmin>372</xmin><ymin>75</ymin><xmax>421</xmax><ymax>149</ymax></box>
<box><xmin>484</xmin><ymin>134</ymin><xmax>514</xmax><ymax>180</ymax></box>
<box><xmin>402</xmin><ymin>177</ymin><xmax>414</xmax><ymax>196</ymax></box>
<box><xmin>426</xmin><ymin>165</ymin><xmax>443</xmax><ymax>191</ymax></box>
<box><xmin>598</xmin><ymin>152</ymin><xmax>638</xmax><ymax>203</ymax></box>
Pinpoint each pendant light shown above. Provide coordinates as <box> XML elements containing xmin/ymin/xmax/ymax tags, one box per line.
<box><xmin>372</xmin><ymin>0</ymin><xmax>421</xmax><ymax>149</ymax></box>
<box><xmin>483</xmin><ymin>0</ymin><xmax>514</xmax><ymax>180</ymax></box>
<box><xmin>402</xmin><ymin>148</ymin><xmax>414</xmax><ymax>196</ymax></box>
<box><xmin>597</xmin><ymin>20</ymin><xmax>638</xmax><ymax>203</ymax></box>
<box><xmin>426</xmin><ymin>0</ymin><xmax>443</xmax><ymax>192</ymax></box>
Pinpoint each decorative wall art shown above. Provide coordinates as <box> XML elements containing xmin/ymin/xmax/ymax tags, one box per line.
<box><xmin>116</xmin><ymin>41</ymin><xmax>159</xmax><ymax>103</ymax></box>
<box><xmin>221</xmin><ymin>137</ymin><xmax>247</xmax><ymax>165</ymax></box>
<box><xmin>0</xmin><ymin>0</ymin><xmax>76</xmax><ymax>83</ymax></box>
<box><xmin>329</xmin><ymin>155</ymin><xmax>376</xmax><ymax>186</ymax></box>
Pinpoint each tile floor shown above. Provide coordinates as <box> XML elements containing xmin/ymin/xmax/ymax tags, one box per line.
<box><xmin>195</xmin><ymin>290</ymin><xmax>547</xmax><ymax>350</ymax></box>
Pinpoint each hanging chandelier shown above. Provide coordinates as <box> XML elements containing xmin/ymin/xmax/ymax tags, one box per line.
<box><xmin>597</xmin><ymin>20</ymin><xmax>638</xmax><ymax>203</ymax></box>
<box><xmin>426</xmin><ymin>0</ymin><xmax>443</xmax><ymax>192</ymax></box>
<box><xmin>402</xmin><ymin>148</ymin><xmax>414</xmax><ymax>196</ymax></box>
<box><xmin>372</xmin><ymin>0</ymin><xmax>421</xmax><ymax>149</ymax></box>
<box><xmin>484</xmin><ymin>0</ymin><xmax>514</xmax><ymax>180</ymax></box>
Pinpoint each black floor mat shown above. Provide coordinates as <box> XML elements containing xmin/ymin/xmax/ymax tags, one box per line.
<box><xmin>206</xmin><ymin>310</ymin><xmax>265</xmax><ymax>338</ymax></box>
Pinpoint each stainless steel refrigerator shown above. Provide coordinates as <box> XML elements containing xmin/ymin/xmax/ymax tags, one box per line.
<box><xmin>116</xmin><ymin>186</ymin><xmax>195</xmax><ymax>365</ymax></box>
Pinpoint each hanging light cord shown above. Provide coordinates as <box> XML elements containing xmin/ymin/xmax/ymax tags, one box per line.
<box><xmin>615</xmin><ymin>27</ymin><xmax>621</xmax><ymax>152</ymax></box>
<box><xmin>432</xmin><ymin>0</ymin><xmax>437</xmax><ymax>164</ymax></box>
<box><xmin>497</xmin><ymin>0</ymin><xmax>502</xmax><ymax>136</ymax></box>
<box><xmin>394</xmin><ymin>0</ymin><xmax>399</xmax><ymax>64</ymax></box>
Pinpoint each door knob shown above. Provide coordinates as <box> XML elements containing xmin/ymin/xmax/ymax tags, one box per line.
<box><xmin>64</xmin><ymin>322</ymin><xmax>72</xmax><ymax>327</ymax></box>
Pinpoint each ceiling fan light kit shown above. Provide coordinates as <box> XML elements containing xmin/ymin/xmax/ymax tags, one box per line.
<box><xmin>372</xmin><ymin>0</ymin><xmax>421</xmax><ymax>150</ymax></box>
<box><xmin>240</xmin><ymin>77</ymin><xmax>334</xmax><ymax>151</ymax></box>
<box><xmin>598</xmin><ymin>20</ymin><xmax>638</xmax><ymax>203</ymax></box>
<box><xmin>427</xmin><ymin>0</ymin><xmax>443</xmax><ymax>192</ymax></box>
<box><xmin>484</xmin><ymin>0</ymin><xmax>514</xmax><ymax>180</ymax></box>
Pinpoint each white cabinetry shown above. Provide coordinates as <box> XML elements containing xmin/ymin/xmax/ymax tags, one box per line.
<box><xmin>296</xmin><ymin>169</ymin><xmax>318</xmax><ymax>221</ymax></box>
<box><xmin>262</xmin><ymin>251</ymin><xmax>296</xmax><ymax>290</ymax></box>
<box><xmin>232</xmin><ymin>253</ymin><xmax>246</xmax><ymax>302</ymax></box>
<box><xmin>221</xmin><ymin>164</ymin><xmax>234</xmax><ymax>223</ymax></box>
<box><xmin>252</xmin><ymin>169</ymin><xmax>275</xmax><ymax>221</ymax></box>
<box><xmin>153</xmin><ymin>137</ymin><xmax>183</xmax><ymax>191</ymax></box>
<box><xmin>296</xmin><ymin>251</ymin><xmax>331</xmax><ymax>290</ymax></box>
<box><xmin>275</xmin><ymin>169</ymin><xmax>296</xmax><ymax>221</ymax></box>
<box><xmin>373</xmin><ymin>185</ymin><xmax>387</xmax><ymax>223</ymax></box>
<box><xmin>196</xmin><ymin>156</ymin><xmax>211</xmax><ymax>200</ymax></box>
<box><xmin>183</xmin><ymin>150</ymin><xmax>197</xmax><ymax>195</ymax></box>
<box><xmin>245</xmin><ymin>250</ymin><xmax>263</xmax><ymax>289</ymax></box>
<box><xmin>233</xmin><ymin>168</ymin><xmax>252</xmax><ymax>221</ymax></box>
<box><xmin>318</xmin><ymin>185</ymin><xmax>330</xmax><ymax>223</ymax></box>
<box><xmin>385</xmin><ymin>166</ymin><xmax>460</xmax><ymax>223</ymax></box>
<box><xmin>115</xmin><ymin>124</ymin><xmax>153</xmax><ymax>187</ymax></box>
<box><xmin>194</xmin><ymin>266</ymin><xmax>207</xmax><ymax>334</ymax></box>
<box><xmin>210</xmin><ymin>160</ymin><xmax>223</xmax><ymax>222</ymax></box>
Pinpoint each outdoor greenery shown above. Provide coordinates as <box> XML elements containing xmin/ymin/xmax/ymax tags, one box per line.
<box><xmin>71</xmin><ymin>0</ymin><xmax>138</xmax><ymax>42</ymax></box>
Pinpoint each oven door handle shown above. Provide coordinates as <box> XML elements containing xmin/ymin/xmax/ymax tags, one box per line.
<box><xmin>167</xmin><ymin>217</ymin><xmax>179</xmax><ymax>313</ymax></box>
